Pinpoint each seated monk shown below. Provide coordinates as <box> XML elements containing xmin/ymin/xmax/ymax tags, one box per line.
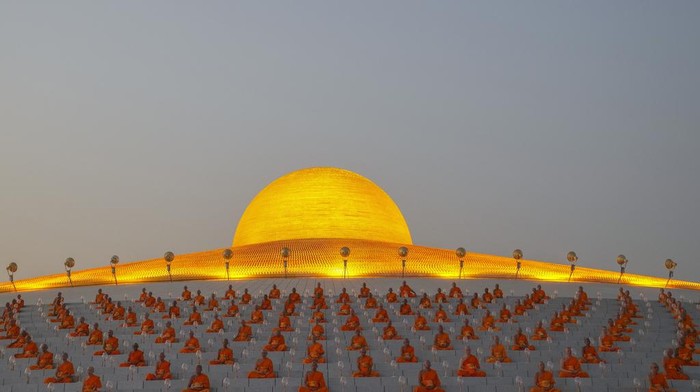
<box><xmin>549</xmin><ymin>312</ymin><xmax>564</xmax><ymax>332</ymax></box>
<box><xmin>59</xmin><ymin>309</ymin><xmax>75</xmax><ymax>329</ymax></box>
<box><xmin>581</xmin><ymin>337</ymin><xmax>605</xmax><ymax>363</ymax></box>
<box><xmin>8</xmin><ymin>330</ymin><xmax>28</xmax><ymax>348</ymax></box>
<box><xmin>382</xmin><ymin>320</ymin><xmax>401</xmax><ymax>340</ymax></box>
<box><xmin>533</xmin><ymin>285</ymin><xmax>550</xmax><ymax>304</ymax></box>
<box><xmin>498</xmin><ymin>304</ymin><xmax>514</xmax><ymax>323</ymax></box>
<box><xmin>110</xmin><ymin>302</ymin><xmax>125</xmax><ymax>321</ymax></box>
<box><xmin>311</xmin><ymin>294</ymin><xmax>327</xmax><ymax>310</ymax></box>
<box><xmin>155</xmin><ymin>321</ymin><xmax>178</xmax><ymax>344</ymax></box>
<box><xmin>338</xmin><ymin>302</ymin><xmax>352</xmax><ymax>316</ymax></box>
<box><xmin>205</xmin><ymin>294</ymin><xmax>219</xmax><ymax>312</ymax></box>
<box><xmin>184</xmin><ymin>364</ymin><xmax>210</xmax><ymax>392</ymax></box>
<box><xmin>102</xmin><ymin>299</ymin><xmax>115</xmax><ymax>316</ymax></box>
<box><xmin>353</xmin><ymin>348</ymin><xmax>380</xmax><ymax>377</ymax></box>
<box><xmin>397</xmin><ymin>338</ymin><xmax>418</xmax><ymax>363</ymax></box>
<box><xmin>419</xmin><ymin>293</ymin><xmax>432</xmax><ymax>309</ymax></box>
<box><xmin>125</xmin><ymin>307</ymin><xmax>138</xmax><ymax>327</ymax></box>
<box><xmin>433</xmin><ymin>325</ymin><xmax>453</xmax><ymax>350</ymax></box>
<box><xmin>269</xmin><ymin>284</ymin><xmax>280</xmax><ymax>299</ymax></box>
<box><xmin>260</xmin><ymin>294</ymin><xmax>273</xmax><ymax>310</ymax></box>
<box><xmin>93</xmin><ymin>330</ymin><xmax>120</xmax><ymax>356</ymax></box>
<box><xmin>458</xmin><ymin>319</ymin><xmax>478</xmax><ymax>340</ymax></box>
<box><xmin>193</xmin><ymin>290</ymin><xmax>205</xmax><ymax>306</ymax></box>
<box><xmin>433</xmin><ymin>305</ymin><xmax>449</xmax><ymax>323</ymax></box>
<box><xmin>607</xmin><ymin>319</ymin><xmax>630</xmax><ymax>341</ymax></box>
<box><xmin>225</xmin><ymin>285</ymin><xmax>236</xmax><ymax>300</ymax></box>
<box><xmin>530</xmin><ymin>361</ymin><xmax>560</xmax><ymax>392</ymax></box>
<box><xmin>249</xmin><ymin>306</ymin><xmax>264</xmax><ymax>324</ymax></box>
<box><xmin>512</xmin><ymin>328</ymin><xmax>535</xmax><ymax>351</ymax></box>
<box><xmin>278</xmin><ymin>312</ymin><xmax>294</xmax><ymax>332</ymax></box>
<box><xmin>414</xmin><ymin>311</ymin><xmax>430</xmax><ymax>331</ymax></box>
<box><xmin>206</xmin><ymin>314</ymin><xmax>224</xmax><ymax>333</ymax></box>
<box><xmin>415</xmin><ymin>360</ymin><xmax>444</xmax><ymax>392</ymax></box>
<box><xmin>664</xmin><ymin>348</ymin><xmax>689</xmax><ymax>380</ymax></box>
<box><xmin>470</xmin><ymin>293</ymin><xmax>484</xmax><ymax>309</ymax></box>
<box><xmin>30</xmin><ymin>344</ymin><xmax>54</xmax><ymax>370</ymax></box>
<box><xmin>144</xmin><ymin>293</ymin><xmax>156</xmax><ymax>308</ymax></box>
<box><xmin>119</xmin><ymin>343</ymin><xmax>146</xmax><ymax>367</ymax></box>
<box><xmin>347</xmin><ymin>329</ymin><xmax>369</xmax><ymax>351</ymax></box>
<box><xmin>180</xmin><ymin>331</ymin><xmax>201</xmax><ymax>353</ymax></box>
<box><xmin>493</xmin><ymin>284</ymin><xmax>504</xmax><ymax>299</ymax></box>
<box><xmin>486</xmin><ymin>336</ymin><xmax>512</xmax><ymax>363</ymax></box>
<box><xmin>337</xmin><ymin>288</ymin><xmax>351</xmax><ymax>304</ymax></box>
<box><xmin>648</xmin><ymin>362</ymin><xmax>675</xmax><ymax>392</ymax></box>
<box><xmin>164</xmin><ymin>301</ymin><xmax>180</xmax><ymax>319</ymax></box>
<box><xmin>448</xmin><ymin>282</ymin><xmax>463</xmax><ymax>298</ymax></box>
<box><xmin>93</xmin><ymin>289</ymin><xmax>105</xmax><ymax>305</ymax></box>
<box><xmin>372</xmin><ymin>304</ymin><xmax>389</xmax><ymax>323</ymax></box>
<box><xmin>457</xmin><ymin>346</ymin><xmax>486</xmax><ymax>377</ymax></box>
<box><xmin>299</xmin><ymin>361</ymin><xmax>328</xmax><ymax>392</ymax></box>
<box><xmin>233</xmin><ymin>320</ymin><xmax>253</xmax><ymax>341</ymax></box>
<box><xmin>482</xmin><ymin>288</ymin><xmax>494</xmax><ymax>304</ymax></box>
<box><xmin>359</xmin><ymin>282</ymin><xmax>370</xmax><ymax>298</ymax></box>
<box><xmin>364</xmin><ymin>293</ymin><xmax>378</xmax><ymax>309</ymax></box>
<box><xmin>454</xmin><ymin>299</ymin><xmax>469</xmax><ymax>316</ymax></box>
<box><xmin>241</xmin><ymin>289</ymin><xmax>252</xmax><ymax>304</ymax></box>
<box><xmin>83</xmin><ymin>366</ymin><xmax>101</xmax><ymax>392</ymax></box>
<box><xmin>152</xmin><ymin>297</ymin><xmax>165</xmax><ymax>312</ymax></box>
<box><xmin>225</xmin><ymin>300</ymin><xmax>239</xmax><ymax>317</ymax></box>
<box><xmin>184</xmin><ymin>306</ymin><xmax>202</xmax><ymax>326</ymax></box>
<box><xmin>0</xmin><ymin>319</ymin><xmax>20</xmax><ymax>340</ymax></box>
<box><xmin>310</xmin><ymin>321</ymin><xmax>326</xmax><ymax>340</ymax></box>
<box><xmin>181</xmin><ymin>286</ymin><xmax>192</xmax><ymax>301</ymax></box>
<box><xmin>14</xmin><ymin>335</ymin><xmax>38</xmax><ymax>358</ymax></box>
<box><xmin>559</xmin><ymin>347</ymin><xmax>589</xmax><ymax>378</ymax></box>
<box><xmin>479</xmin><ymin>310</ymin><xmax>500</xmax><ymax>332</ymax></box>
<box><xmin>210</xmin><ymin>339</ymin><xmax>234</xmax><ymax>365</ymax></box>
<box><xmin>514</xmin><ymin>300</ymin><xmax>527</xmax><ymax>316</ymax></box>
<box><xmin>137</xmin><ymin>288</ymin><xmax>148</xmax><ymax>302</ymax></box>
<box><xmin>134</xmin><ymin>313</ymin><xmax>155</xmax><ymax>335</ymax></box>
<box><xmin>264</xmin><ymin>330</ymin><xmax>287</xmax><ymax>351</ymax></box>
<box><xmin>400</xmin><ymin>299</ymin><xmax>414</xmax><ymax>315</ymax></box>
<box><xmin>146</xmin><ymin>352</ymin><xmax>172</xmax><ymax>380</ymax></box>
<box><xmin>386</xmin><ymin>288</ymin><xmax>398</xmax><ymax>303</ymax></box>
<box><xmin>310</xmin><ymin>305</ymin><xmax>326</xmax><ymax>324</ymax></box>
<box><xmin>399</xmin><ymin>281</ymin><xmax>416</xmax><ymax>298</ymax></box>
<box><xmin>288</xmin><ymin>288</ymin><xmax>301</xmax><ymax>304</ymax></box>
<box><xmin>44</xmin><ymin>353</ymin><xmax>74</xmax><ymax>384</ymax></box>
<box><xmin>434</xmin><ymin>288</ymin><xmax>447</xmax><ymax>304</ymax></box>
<box><xmin>531</xmin><ymin>321</ymin><xmax>549</xmax><ymax>341</ymax></box>
<box><xmin>303</xmin><ymin>336</ymin><xmax>326</xmax><ymax>364</ymax></box>
<box><xmin>341</xmin><ymin>310</ymin><xmax>361</xmax><ymax>331</ymax></box>
<box><xmin>677</xmin><ymin>344</ymin><xmax>699</xmax><ymax>366</ymax></box>
<box><xmin>86</xmin><ymin>323</ymin><xmax>103</xmax><ymax>345</ymax></box>
<box><xmin>314</xmin><ymin>283</ymin><xmax>324</xmax><ymax>298</ymax></box>
<box><xmin>248</xmin><ymin>350</ymin><xmax>275</xmax><ymax>378</ymax></box>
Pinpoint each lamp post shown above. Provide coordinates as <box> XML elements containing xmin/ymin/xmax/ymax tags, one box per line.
<box><xmin>164</xmin><ymin>252</ymin><xmax>175</xmax><ymax>282</ymax></box>
<box><xmin>6</xmin><ymin>262</ymin><xmax>17</xmax><ymax>292</ymax></box>
<box><xmin>223</xmin><ymin>249</ymin><xmax>233</xmax><ymax>281</ymax></box>
<box><xmin>398</xmin><ymin>247</ymin><xmax>408</xmax><ymax>278</ymax></box>
<box><xmin>455</xmin><ymin>247</ymin><xmax>466</xmax><ymax>279</ymax></box>
<box><xmin>664</xmin><ymin>259</ymin><xmax>677</xmax><ymax>288</ymax></box>
<box><xmin>281</xmin><ymin>247</ymin><xmax>290</xmax><ymax>278</ymax></box>
<box><xmin>513</xmin><ymin>249</ymin><xmax>523</xmax><ymax>279</ymax></box>
<box><xmin>340</xmin><ymin>247</ymin><xmax>350</xmax><ymax>279</ymax></box>
<box><xmin>566</xmin><ymin>251</ymin><xmax>577</xmax><ymax>282</ymax></box>
<box><xmin>110</xmin><ymin>255</ymin><xmax>119</xmax><ymax>285</ymax></box>
<box><xmin>616</xmin><ymin>255</ymin><xmax>628</xmax><ymax>284</ymax></box>
<box><xmin>64</xmin><ymin>257</ymin><xmax>75</xmax><ymax>287</ymax></box>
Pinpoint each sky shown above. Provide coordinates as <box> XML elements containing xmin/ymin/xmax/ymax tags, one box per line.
<box><xmin>1</xmin><ymin>2</ymin><xmax>699</xmax><ymax>281</ymax></box>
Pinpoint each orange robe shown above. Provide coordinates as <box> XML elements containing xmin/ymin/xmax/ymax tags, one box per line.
<box><xmin>119</xmin><ymin>350</ymin><xmax>146</xmax><ymax>367</ymax></box>
<box><xmin>94</xmin><ymin>336</ymin><xmax>120</xmax><ymax>355</ymax></box>
<box><xmin>71</xmin><ymin>322</ymin><xmax>90</xmax><ymax>337</ymax></box>
<box><xmin>269</xmin><ymin>288</ymin><xmax>280</xmax><ymax>299</ymax></box>
<box><xmin>125</xmin><ymin>312</ymin><xmax>138</xmax><ymax>326</ymax></box>
<box><xmin>87</xmin><ymin>330</ymin><xmax>103</xmax><ymax>345</ymax></box>
<box><xmin>44</xmin><ymin>361</ymin><xmax>75</xmax><ymax>383</ymax></box>
<box><xmin>225</xmin><ymin>304</ymin><xmax>239</xmax><ymax>317</ymax></box>
<box><xmin>414</xmin><ymin>316</ymin><xmax>430</xmax><ymax>330</ymax></box>
<box><xmin>400</xmin><ymin>304</ymin><xmax>414</xmax><ymax>315</ymax></box>
<box><xmin>459</xmin><ymin>325</ymin><xmax>478</xmax><ymax>340</ymax></box>
<box><xmin>250</xmin><ymin>309</ymin><xmax>264</xmax><ymax>324</ymax></box>
<box><xmin>303</xmin><ymin>342</ymin><xmax>326</xmax><ymax>364</ymax></box>
<box><xmin>82</xmin><ymin>374</ymin><xmax>102</xmax><ymax>391</ymax></box>
<box><xmin>206</xmin><ymin>319</ymin><xmax>224</xmax><ymax>333</ymax></box>
<box><xmin>299</xmin><ymin>370</ymin><xmax>328</xmax><ymax>392</ymax></box>
<box><xmin>457</xmin><ymin>355</ymin><xmax>486</xmax><ymax>377</ymax></box>
<box><xmin>341</xmin><ymin>315</ymin><xmax>361</xmax><ymax>331</ymax></box>
<box><xmin>337</xmin><ymin>293</ymin><xmax>350</xmax><ymax>303</ymax></box>
<box><xmin>397</xmin><ymin>345</ymin><xmax>418</xmax><ymax>362</ymax></box>
<box><xmin>434</xmin><ymin>310</ymin><xmax>449</xmax><ymax>323</ymax></box>
<box><xmin>599</xmin><ymin>335</ymin><xmax>619</xmax><ymax>352</ymax></box>
<box><xmin>531</xmin><ymin>371</ymin><xmax>560</xmax><ymax>392</ymax></box>
<box><xmin>479</xmin><ymin>315</ymin><xmax>499</xmax><ymax>331</ymax></box>
<box><xmin>164</xmin><ymin>306</ymin><xmax>180</xmax><ymax>319</ymax></box>
<box><xmin>15</xmin><ymin>341</ymin><xmax>38</xmax><ymax>358</ymax></box>
<box><xmin>434</xmin><ymin>333</ymin><xmax>452</xmax><ymax>350</ymax></box>
<box><xmin>184</xmin><ymin>373</ymin><xmax>210</xmax><ymax>392</ymax></box>
<box><xmin>248</xmin><ymin>358</ymin><xmax>275</xmax><ymax>378</ymax></box>
<box><xmin>486</xmin><ymin>344</ymin><xmax>511</xmax><ymax>363</ymax></box>
<box><xmin>415</xmin><ymin>369</ymin><xmax>444</xmax><ymax>392</ymax></box>
<box><xmin>559</xmin><ymin>357</ymin><xmax>589</xmax><ymax>378</ymax></box>
<box><xmin>353</xmin><ymin>355</ymin><xmax>379</xmax><ymax>377</ymax></box>
<box><xmin>264</xmin><ymin>335</ymin><xmax>287</xmax><ymax>351</ymax></box>
<box><xmin>234</xmin><ymin>325</ymin><xmax>252</xmax><ymax>341</ymax></box>
<box><xmin>649</xmin><ymin>373</ymin><xmax>670</xmax><ymax>392</ymax></box>
<box><xmin>30</xmin><ymin>352</ymin><xmax>54</xmax><ymax>370</ymax></box>
<box><xmin>386</xmin><ymin>292</ymin><xmax>398</xmax><ymax>303</ymax></box>
<box><xmin>382</xmin><ymin>325</ymin><xmax>400</xmax><ymax>340</ymax></box>
<box><xmin>347</xmin><ymin>335</ymin><xmax>368</xmax><ymax>351</ymax></box>
<box><xmin>59</xmin><ymin>315</ymin><xmax>75</xmax><ymax>329</ymax></box>
<box><xmin>134</xmin><ymin>319</ymin><xmax>155</xmax><ymax>335</ymax></box>
<box><xmin>664</xmin><ymin>357</ymin><xmax>689</xmax><ymax>380</ymax></box>
<box><xmin>531</xmin><ymin>327</ymin><xmax>548</xmax><ymax>341</ymax></box>
<box><xmin>454</xmin><ymin>303</ymin><xmax>469</xmax><ymax>316</ymax></box>
<box><xmin>210</xmin><ymin>347</ymin><xmax>234</xmax><ymax>365</ymax></box>
<box><xmin>512</xmin><ymin>334</ymin><xmax>535</xmax><ymax>351</ymax></box>
<box><xmin>155</xmin><ymin>327</ymin><xmax>177</xmax><ymax>343</ymax></box>
<box><xmin>373</xmin><ymin>309</ymin><xmax>389</xmax><ymax>323</ymax></box>
<box><xmin>184</xmin><ymin>312</ymin><xmax>202</xmax><ymax>326</ymax></box>
<box><xmin>146</xmin><ymin>360</ymin><xmax>172</xmax><ymax>380</ymax></box>
<box><xmin>581</xmin><ymin>346</ymin><xmax>603</xmax><ymax>363</ymax></box>
<box><xmin>206</xmin><ymin>299</ymin><xmax>219</xmax><ymax>311</ymax></box>
<box><xmin>449</xmin><ymin>287</ymin><xmax>463</xmax><ymax>298</ymax></box>
<box><xmin>311</xmin><ymin>324</ymin><xmax>325</xmax><ymax>340</ymax></box>
<box><xmin>179</xmin><ymin>337</ymin><xmax>201</xmax><ymax>353</ymax></box>
<box><xmin>278</xmin><ymin>316</ymin><xmax>294</xmax><ymax>331</ymax></box>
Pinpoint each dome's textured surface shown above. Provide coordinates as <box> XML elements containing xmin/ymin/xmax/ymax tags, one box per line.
<box><xmin>232</xmin><ymin>167</ymin><xmax>412</xmax><ymax>247</ymax></box>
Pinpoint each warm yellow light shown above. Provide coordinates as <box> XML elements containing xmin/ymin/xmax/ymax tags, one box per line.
<box><xmin>232</xmin><ymin>167</ymin><xmax>412</xmax><ymax>247</ymax></box>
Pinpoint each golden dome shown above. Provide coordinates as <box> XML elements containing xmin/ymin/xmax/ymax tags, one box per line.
<box><xmin>233</xmin><ymin>167</ymin><xmax>412</xmax><ymax>247</ymax></box>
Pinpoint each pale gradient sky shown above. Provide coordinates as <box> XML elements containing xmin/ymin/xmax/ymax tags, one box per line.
<box><xmin>1</xmin><ymin>2</ymin><xmax>699</xmax><ymax>281</ymax></box>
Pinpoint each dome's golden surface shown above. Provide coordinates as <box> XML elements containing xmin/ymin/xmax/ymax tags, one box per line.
<box><xmin>232</xmin><ymin>167</ymin><xmax>412</xmax><ymax>247</ymax></box>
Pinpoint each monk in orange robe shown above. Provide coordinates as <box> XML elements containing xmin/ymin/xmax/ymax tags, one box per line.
<box><xmin>269</xmin><ymin>284</ymin><xmax>280</xmax><ymax>299</ymax></box>
<box><xmin>310</xmin><ymin>321</ymin><xmax>326</xmax><ymax>340</ymax></box>
<box><xmin>364</xmin><ymin>294</ymin><xmax>378</xmax><ymax>309</ymax></box>
<box><xmin>180</xmin><ymin>331</ymin><xmax>201</xmax><ymax>353</ymax></box>
<box><xmin>184</xmin><ymin>364</ymin><xmax>210</xmax><ymax>392</ymax></box>
<box><xmin>470</xmin><ymin>293</ymin><xmax>484</xmax><ymax>309</ymax></box>
<box><xmin>299</xmin><ymin>361</ymin><xmax>328</xmax><ymax>392</ymax></box>
<box><xmin>531</xmin><ymin>361</ymin><xmax>560</xmax><ymax>392</ymax></box>
<box><xmin>433</xmin><ymin>305</ymin><xmax>449</xmax><ymax>323</ymax></box>
<box><xmin>152</xmin><ymin>297</ymin><xmax>165</xmax><ymax>312</ymax></box>
<box><xmin>383</xmin><ymin>321</ymin><xmax>401</xmax><ymax>340</ymax></box>
<box><xmin>120</xmin><ymin>343</ymin><xmax>146</xmax><ymax>367</ymax></box>
<box><xmin>353</xmin><ymin>348</ymin><xmax>380</xmax><ymax>377</ymax></box>
<box><xmin>222</xmin><ymin>284</ymin><xmax>235</xmax><ymax>300</ymax></box>
<box><xmin>181</xmin><ymin>286</ymin><xmax>192</xmax><ymax>301</ymax></box>
<box><xmin>486</xmin><ymin>336</ymin><xmax>512</xmax><ymax>363</ymax></box>
<box><xmin>311</xmin><ymin>294</ymin><xmax>328</xmax><ymax>310</ymax></box>
<box><xmin>372</xmin><ymin>304</ymin><xmax>389</xmax><ymax>323</ymax></box>
<box><xmin>144</xmin><ymin>293</ymin><xmax>156</xmax><ymax>308</ymax></box>
<box><xmin>193</xmin><ymin>290</ymin><xmax>205</xmax><ymax>306</ymax></box>
<box><xmin>514</xmin><ymin>300</ymin><xmax>527</xmax><ymax>316</ymax></box>
<box><xmin>386</xmin><ymin>288</ymin><xmax>398</xmax><ymax>303</ymax></box>
<box><xmin>44</xmin><ymin>353</ymin><xmax>75</xmax><ymax>384</ymax></box>
<box><xmin>396</xmin><ymin>338</ymin><xmax>418</xmax><ymax>363</ymax></box>
<box><xmin>341</xmin><ymin>310</ymin><xmax>361</xmax><ymax>331</ymax></box>
<box><xmin>400</xmin><ymin>299</ymin><xmax>414</xmax><ymax>315</ymax></box>
<box><xmin>337</xmin><ymin>288</ymin><xmax>351</xmax><ymax>303</ymax></box>
<box><xmin>164</xmin><ymin>301</ymin><xmax>180</xmax><ymax>319</ymax></box>
<box><xmin>93</xmin><ymin>289</ymin><xmax>105</xmax><ymax>305</ymax></box>
<box><xmin>82</xmin><ymin>366</ymin><xmax>102</xmax><ymax>392</ymax></box>
<box><xmin>359</xmin><ymin>282</ymin><xmax>370</xmax><ymax>298</ymax></box>
<box><xmin>137</xmin><ymin>288</ymin><xmax>148</xmax><ymax>302</ymax></box>
<box><xmin>347</xmin><ymin>330</ymin><xmax>369</xmax><ymax>351</ymax></box>
<box><xmin>14</xmin><ymin>335</ymin><xmax>38</xmax><ymax>358</ymax></box>
<box><xmin>59</xmin><ymin>309</ymin><xmax>75</xmax><ymax>329</ymax></box>
<box><xmin>125</xmin><ymin>307</ymin><xmax>138</xmax><ymax>327</ymax></box>
<box><xmin>434</xmin><ymin>288</ymin><xmax>447</xmax><ymax>304</ymax></box>
<box><xmin>210</xmin><ymin>339</ymin><xmax>234</xmax><ymax>365</ymax></box>
<box><xmin>559</xmin><ymin>347</ymin><xmax>589</xmax><ymax>378</ymax></box>
<box><xmin>264</xmin><ymin>330</ymin><xmax>287</xmax><ymax>351</ymax></box>
<box><xmin>310</xmin><ymin>305</ymin><xmax>326</xmax><ymax>324</ymax></box>
<box><xmin>454</xmin><ymin>299</ymin><xmax>469</xmax><ymax>316</ymax></box>
<box><xmin>233</xmin><ymin>320</ymin><xmax>253</xmax><ymax>341</ymax></box>
<box><xmin>419</xmin><ymin>293</ymin><xmax>432</xmax><ymax>309</ymax></box>
<box><xmin>448</xmin><ymin>282</ymin><xmax>463</xmax><ymax>298</ymax></box>
<box><xmin>87</xmin><ymin>323</ymin><xmax>103</xmax><ymax>345</ymax></box>
<box><xmin>260</xmin><ymin>295</ymin><xmax>273</xmax><ymax>310</ymax></box>
<box><xmin>482</xmin><ymin>288</ymin><xmax>494</xmax><ymax>304</ymax></box>
<box><xmin>146</xmin><ymin>352</ymin><xmax>172</xmax><ymax>380</ymax></box>
<box><xmin>498</xmin><ymin>304</ymin><xmax>514</xmax><ymax>323</ymax></box>
<box><xmin>458</xmin><ymin>319</ymin><xmax>478</xmax><ymax>340</ymax></box>
<box><xmin>225</xmin><ymin>300</ymin><xmax>239</xmax><ymax>318</ymax></box>
<box><xmin>248</xmin><ymin>350</ymin><xmax>275</xmax><ymax>378</ymax></box>
<box><xmin>206</xmin><ymin>314</ymin><xmax>224</xmax><ymax>333</ymax></box>
<box><xmin>155</xmin><ymin>321</ymin><xmax>178</xmax><ymax>344</ymax></box>
<box><xmin>303</xmin><ymin>336</ymin><xmax>326</xmax><ymax>364</ymax></box>
<box><xmin>581</xmin><ymin>338</ymin><xmax>605</xmax><ymax>363</ymax></box>
<box><xmin>648</xmin><ymin>362</ymin><xmax>674</xmax><ymax>392</ymax></box>
<box><xmin>479</xmin><ymin>310</ymin><xmax>499</xmax><ymax>332</ymax></box>
<box><xmin>433</xmin><ymin>325</ymin><xmax>453</xmax><ymax>350</ymax></box>
<box><xmin>289</xmin><ymin>288</ymin><xmax>301</xmax><ymax>304</ymax></box>
<box><xmin>134</xmin><ymin>313</ymin><xmax>155</xmax><ymax>335</ymax></box>
<box><xmin>94</xmin><ymin>329</ymin><xmax>120</xmax><ymax>356</ymax></box>
<box><xmin>512</xmin><ymin>328</ymin><xmax>535</xmax><ymax>351</ymax></box>
<box><xmin>8</xmin><ymin>330</ymin><xmax>28</xmax><ymax>348</ymax></box>
<box><xmin>493</xmin><ymin>284</ymin><xmax>504</xmax><ymax>299</ymax></box>
<box><xmin>184</xmin><ymin>306</ymin><xmax>202</xmax><ymax>326</ymax></box>
<box><xmin>664</xmin><ymin>348</ymin><xmax>689</xmax><ymax>380</ymax></box>
<box><xmin>338</xmin><ymin>302</ymin><xmax>352</xmax><ymax>316</ymax></box>
<box><xmin>30</xmin><ymin>344</ymin><xmax>54</xmax><ymax>370</ymax></box>
<box><xmin>206</xmin><ymin>294</ymin><xmax>219</xmax><ymax>311</ymax></box>
<box><xmin>677</xmin><ymin>344</ymin><xmax>699</xmax><ymax>366</ymax></box>
<box><xmin>415</xmin><ymin>361</ymin><xmax>444</xmax><ymax>392</ymax></box>
<box><xmin>241</xmin><ymin>289</ymin><xmax>252</xmax><ymax>304</ymax></box>
<box><xmin>531</xmin><ymin>321</ymin><xmax>548</xmax><ymax>341</ymax></box>
<box><xmin>399</xmin><ymin>281</ymin><xmax>416</xmax><ymax>298</ymax></box>
<box><xmin>249</xmin><ymin>306</ymin><xmax>264</xmax><ymax>324</ymax></box>
<box><xmin>278</xmin><ymin>312</ymin><xmax>294</xmax><ymax>332</ymax></box>
<box><xmin>414</xmin><ymin>311</ymin><xmax>430</xmax><ymax>331</ymax></box>
<box><xmin>110</xmin><ymin>302</ymin><xmax>125</xmax><ymax>321</ymax></box>
<box><xmin>0</xmin><ymin>319</ymin><xmax>20</xmax><ymax>340</ymax></box>
<box><xmin>457</xmin><ymin>346</ymin><xmax>486</xmax><ymax>377</ymax></box>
